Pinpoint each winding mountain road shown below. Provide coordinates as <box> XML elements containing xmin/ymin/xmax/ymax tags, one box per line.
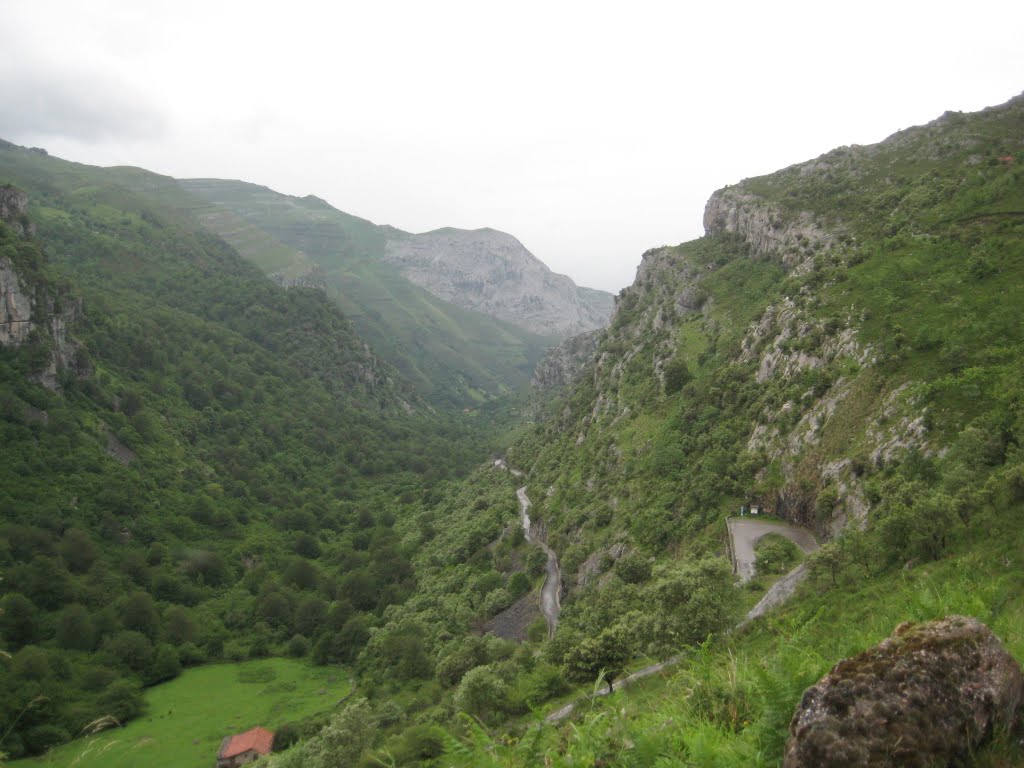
<box><xmin>726</xmin><ymin>517</ymin><xmax>819</xmax><ymax>583</ymax></box>
<box><xmin>493</xmin><ymin>462</ymin><xmax>823</xmax><ymax>725</ymax></box>
<box><xmin>517</xmin><ymin>486</ymin><xmax>562</xmax><ymax>639</ymax></box>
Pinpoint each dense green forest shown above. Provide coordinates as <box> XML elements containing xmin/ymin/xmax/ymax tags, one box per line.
<box><xmin>0</xmin><ymin>143</ymin><xmax>514</xmax><ymax>759</ymax></box>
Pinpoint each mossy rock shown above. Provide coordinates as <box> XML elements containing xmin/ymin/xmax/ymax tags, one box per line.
<box><xmin>785</xmin><ymin>615</ymin><xmax>1023</xmax><ymax>767</ymax></box>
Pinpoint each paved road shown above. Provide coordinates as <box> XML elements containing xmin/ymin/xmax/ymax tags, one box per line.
<box><xmin>517</xmin><ymin>486</ymin><xmax>562</xmax><ymax>639</ymax></box>
<box><xmin>740</xmin><ymin>563</ymin><xmax>810</xmax><ymax>627</ymax></box>
<box><xmin>726</xmin><ymin>517</ymin><xmax>819</xmax><ymax>583</ymax></box>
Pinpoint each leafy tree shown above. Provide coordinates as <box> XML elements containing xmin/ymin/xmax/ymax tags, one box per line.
<box><xmin>147</xmin><ymin>643</ymin><xmax>182</xmax><ymax>684</ymax></box>
<box><xmin>0</xmin><ymin>593</ymin><xmax>39</xmax><ymax>649</ymax></box>
<box><xmin>313</xmin><ymin>616</ymin><xmax>369</xmax><ymax>665</ymax></box>
<box><xmin>807</xmin><ymin>540</ymin><xmax>846</xmax><ymax>588</ymax></box>
<box><xmin>754</xmin><ymin>535</ymin><xmax>800</xmax><ymax>575</ymax></box>
<box><xmin>56</xmin><ymin>604</ymin><xmax>96</xmax><ymax>651</ymax></box>
<box><xmin>877</xmin><ymin>488</ymin><xmax>960</xmax><ymax>564</ymax></box>
<box><xmin>183</xmin><ymin>550</ymin><xmax>228</xmax><ymax>586</ymax></box>
<box><xmin>651</xmin><ymin>557</ymin><xmax>735</xmax><ymax>651</ymax></box>
<box><xmin>616</xmin><ymin>552</ymin><xmax>652</xmax><ymax>584</ymax></box>
<box><xmin>436</xmin><ymin>636</ymin><xmax>489</xmax><ymax>688</ymax></box>
<box><xmin>163</xmin><ymin>605</ymin><xmax>196</xmax><ymax>645</ymax></box>
<box><xmin>273</xmin><ymin>722</ymin><xmax>301</xmax><ymax>751</ymax></box>
<box><xmin>454</xmin><ymin>666</ymin><xmax>508</xmax><ymax>723</ymax></box>
<box><xmin>562</xmin><ymin>623</ymin><xmax>632</xmax><ymax>694</ymax></box>
<box><xmin>120</xmin><ymin>591</ymin><xmax>160</xmax><ymax>640</ymax></box>
<box><xmin>95</xmin><ymin>678</ymin><xmax>145</xmax><ymax>723</ymax></box>
<box><xmin>664</xmin><ymin>357</ymin><xmax>692</xmax><ymax>394</ymax></box>
<box><xmin>101</xmin><ymin>630</ymin><xmax>153</xmax><ymax>675</ymax></box>
<box><xmin>294</xmin><ymin>596</ymin><xmax>328</xmax><ymax>638</ymax></box>
<box><xmin>18</xmin><ymin>556</ymin><xmax>71</xmax><ymax>611</ymax></box>
<box><xmin>507</xmin><ymin>571</ymin><xmax>531</xmax><ymax>598</ymax></box>
<box><xmin>283</xmin><ymin>558</ymin><xmax>320</xmax><ymax>591</ymax></box>
<box><xmin>281</xmin><ymin>698</ymin><xmax>376</xmax><ymax>768</ymax></box>
<box><xmin>257</xmin><ymin>591</ymin><xmax>294</xmax><ymax>629</ymax></box>
<box><xmin>287</xmin><ymin>634</ymin><xmax>310</xmax><ymax>658</ymax></box>
<box><xmin>57</xmin><ymin>528</ymin><xmax>97</xmax><ymax>573</ymax></box>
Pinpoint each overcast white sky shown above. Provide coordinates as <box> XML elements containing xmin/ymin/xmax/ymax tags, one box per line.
<box><xmin>2</xmin><ymin>1</ymin><xmax>1022</xmax><ymax>292</ymax></box>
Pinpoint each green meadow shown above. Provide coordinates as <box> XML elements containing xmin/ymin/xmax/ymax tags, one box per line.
<box><xmin>13</xmin><ymin>659</ymin><xmax>350</xmax><ymax>768</ymax></box>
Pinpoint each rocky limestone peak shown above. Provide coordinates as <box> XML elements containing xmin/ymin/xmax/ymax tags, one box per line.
<box><xmin>383</xmin><ymin>227</ymin><xmax>613</xmax><ymax>338</ymax></box>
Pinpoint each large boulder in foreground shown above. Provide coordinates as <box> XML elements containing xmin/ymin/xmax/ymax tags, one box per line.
<box><xmin>784</xmin><ymin>615</ymin><xmax>1023</xmax><ymax>767</ymax></box>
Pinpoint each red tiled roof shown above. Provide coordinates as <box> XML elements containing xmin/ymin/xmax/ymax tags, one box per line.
<box><xmin>218</xmin><ymin>726</ymin><xmax>275</xmax><ymax>759</ymax></box>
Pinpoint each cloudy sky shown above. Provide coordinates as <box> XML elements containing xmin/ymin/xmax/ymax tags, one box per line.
<box><xmin>2</xmin><ymin>1</ymin><xmax>1021</xmax><ymax>292</ymax></box>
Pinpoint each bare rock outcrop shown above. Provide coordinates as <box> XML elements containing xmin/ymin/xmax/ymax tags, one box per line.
<box><xmin>0</xmin><ymin>189</ymin><xmax>90</xmax><ymax>389</ymax></box>
<box><xmin>785</xmin><ymin>616</ymin><xmax>1024</xmax><ymax>767</ymax></box>
<box><xmin>0</xmin><ymin>185</ymin><xmax>35</xmax><ymax>236</ymax></box>
<box><xmin>383</xmin><ymin>228</ymin><xmax>613</xmax><ymax>338</ymax></box>
<box><xmin>1</xmin><ymin>256</ymin><xmax>33</xmax><ymax>346</ymax></box>
<box><xmin>532</xmin><ymin>330</ymin><xmax>602</xmax><ymax>391</ymax></box>
<box><xmin>703</xmin><ymin>187</ymin><xmax>834</xmax><ymax>271</ymax></box>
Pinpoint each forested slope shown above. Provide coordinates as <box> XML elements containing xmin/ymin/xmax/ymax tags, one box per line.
<box><xmin>177</xmin><ymin>179</ymin><xmax>557</xmax><ymax>408</ymax></box>
<box><xmin>0</xmin><ymin>142</ymin><xmax>495</xmax><ymax>758</ymax></box>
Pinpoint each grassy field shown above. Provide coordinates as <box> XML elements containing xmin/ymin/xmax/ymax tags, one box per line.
<box><xmin>12</xmin><ymin>659</ymin><xmax>350</xmax><ymax>768</ymax></box>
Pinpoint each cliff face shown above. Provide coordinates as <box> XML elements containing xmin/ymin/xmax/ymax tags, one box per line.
<box><xmin>531</xmin><ymin>329</ymin><xmax>602</xmax><ymax>391</ymax></box>
<box><xmin>383</xmin><ymin>228</ymin><xmax>613</xmax><ymax>338</ymax></box>
<box><xmin>0</xmin><ymin>184</ymin><xmax>35</xmax><ymax>237</ymax></box>
<box><xmin>0</xmin><ymin>256</ymin><xmax>33</xmax><ymax>346</ymax></box>
<box><xmin>0</xmin><ymin>188</ymin><xmax>89</xmax><ymax>390</ymax></box>
<box><xmin>702</xmin><ymin>187</ymin><xmax>836</xmax><ymax>272</ymax></box>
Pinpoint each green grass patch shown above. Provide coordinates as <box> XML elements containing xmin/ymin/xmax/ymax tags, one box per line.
<box><xmin>12</xmin><ymin>659</ymin><xmax>350</xmax><ymax>768</ymax></box>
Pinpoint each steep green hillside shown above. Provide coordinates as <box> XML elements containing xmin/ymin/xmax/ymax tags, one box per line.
<box><xmin>0</xmin><ymin>143</ymin><xmax>499</xmax><ymax>759</ymax></box>
<box><xmin>491</xmin><ymin>94</ymin><xmax>1024</xmax><ymax>763</ymax></box>
<box><xmin>261</xmin><ymin>95</ymin><xmax>1024</xmax><ymax>766</ymax></box>
<box><xmin>176</xmin><ymin>179</ymin><xmax>555</xmax><ymax>408</ymax></box>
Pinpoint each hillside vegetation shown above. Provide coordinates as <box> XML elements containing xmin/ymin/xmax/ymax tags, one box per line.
<box><xmin>0</xmin><ymin>142</ymin><xmax>500</xmax><ymax>759</ymax></box>
<box><xmin>259</xmin><ymin>94</ymin><xmax>1024</xmax><ymax>766</ymax></box>
<box><xmin>3</xmin><ymin>92</ymin><xmax>1023</xmax><ymax>768</ymax></box>
<box><xmin>176</xmin><ymin>179</ymin><xmax>560</xmax><ymax>408</ymax></box>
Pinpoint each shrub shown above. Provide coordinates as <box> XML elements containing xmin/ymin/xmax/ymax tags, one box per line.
<box><xmin>616</xmin><ymin>552</ymin><xmax>652</xmax><ymax>584</ymax></box>
<box><xmin>287</xmin><ymin>634</ymin><xmax>310</xmax><ymax>658</ymax></box>
<box><xmin>754</xmin><ymin>535</ymin><xmax>801</xmax><ymax>575</ymax></box>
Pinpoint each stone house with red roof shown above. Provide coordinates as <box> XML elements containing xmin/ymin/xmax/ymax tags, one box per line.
<box><xmin>216</xmin><ymin>726</ymin><xmax>275</xmax><ymax>767</ymax></box>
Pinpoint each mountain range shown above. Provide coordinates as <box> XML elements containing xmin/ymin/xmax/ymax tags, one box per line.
<box><xmin>2</xmin><ymin>92</ymin><xmax>1023</xmax><ymax>767</ymax></box>
<box><xmin>176</xmin><ymin>178</ymin><xmax>613</xmax><ymax>406</ymax></box>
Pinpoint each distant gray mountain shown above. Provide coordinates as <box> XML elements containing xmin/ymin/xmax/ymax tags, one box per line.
<box><xmin>383</xmin><ymin>227</ymin><xmax>613</xmax><ymax>338</ymax></box>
